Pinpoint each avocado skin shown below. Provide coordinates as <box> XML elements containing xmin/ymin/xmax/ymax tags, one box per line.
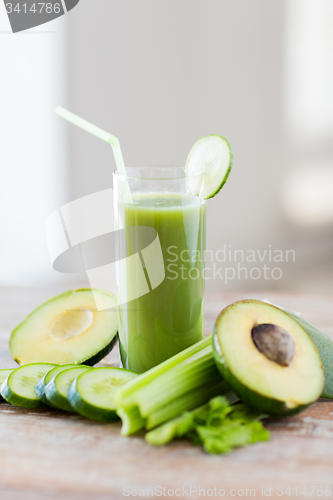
<box><xmin>287</xmin><ymin>312</ymin><xmax>333</xmax><ymax>400</ymax></box>
<box><xmin>81</xmin><ymin>334</ymin><xmax>118</xmax><ymax>367</ymax></box>
<box><xmin>212</xmin><ymin>307</ymin><xmax>310</xmax><ymax>417</ymax></box>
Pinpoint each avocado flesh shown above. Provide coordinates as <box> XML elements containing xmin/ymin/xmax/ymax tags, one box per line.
<box><xmin>10</xmin><ymin>289</ymin><xmax>118</xmax><ymax>366</ymax></box>
<box><xmin>213</xmin><ymin>300</ymin><xmax>324</xmax><ymax>416</ymax></box>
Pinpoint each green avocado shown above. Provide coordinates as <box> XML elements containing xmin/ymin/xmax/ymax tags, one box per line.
<box><xmin>10</xmin><ymin>288</ymin><xmax>118</xmax><ymax>366</ymax></box>
<box><xmin>286</xmin><ymin>311</ymin><xmax>333</xmax><ymax>399</ymax></box>
<box><xmin>213</xmin><ymin>300</ymin><xmax>324</xmax><ymax>416</ymax></box>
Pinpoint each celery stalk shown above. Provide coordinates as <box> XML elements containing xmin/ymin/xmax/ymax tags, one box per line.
<box><xmin>115</xmin><ymin>334</ymin><xmax>228</xmax><ymax>436</ymax></box>
<box><xmin>146</xmin><ymin>380</ymin><xmax>230</xmax><ymax>429</ymax></box>
<box><xmin>117</xmin><ymin>406</ymin><xmax>145</xmax><ymax>436</ymax></box>
<box><xmin>114</xmin><ymin>335</ymin><xmax>212</xmax><ymax>407</ymax></box>
<box><xmin>136</xmin><ymin>347</ymin><xmax>219</xmax><ymax>416</ymax></box>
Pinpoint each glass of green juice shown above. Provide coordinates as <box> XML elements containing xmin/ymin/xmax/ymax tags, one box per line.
<box><xmin>113</xmin><ymin>166</ymin><xmax>206</xmax><ymax>373</ymax></box>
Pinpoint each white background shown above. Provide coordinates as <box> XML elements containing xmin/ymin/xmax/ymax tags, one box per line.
<box><xmin>0</xmin><ymin>0</ymin><xmax>332</xmax><ymax>293</ymax></box>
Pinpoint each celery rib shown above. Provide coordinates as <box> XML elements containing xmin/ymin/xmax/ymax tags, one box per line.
<box><xmin>138</xmin><ymin>356</ymin><xmax>219</xmax><ymax>415</ymax></box>
<box><xmin>117</xmin><ymin>406</ymin><xmax>146</xmax><ymax>436</ymax></box>
<box><xmin>115</xmin><ymin>335</ymin><xmax>212</xmax><ymax>405</ymax></box>
<box><xmin>146</xmin><ymin>380</ymin><xmax>230</xmax><ymax>429</ymax></box>
<box><xmin>115</xmin><ymin>334</ymin><xmax>229</xmax><ymax>436</ymax></box>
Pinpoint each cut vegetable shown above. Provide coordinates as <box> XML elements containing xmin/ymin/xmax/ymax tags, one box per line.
<box><xmin>10</xmin><ymin>288</ymin><xmax>118</xmax><ymax>366</ymax></box>
<box><xmin>35</xmin><ymin>364</ymin><xmax>78</xmax><ymax>404</ymax></box>
<box><xmin>185</xmin><ymin>135</ymin><xmax>233</xmax><ymax>199</ymax></box>
<box><xmin>145</xmin><ymin>395</ymin><xmax>269</xmax><ymax>455</ymax></box>
<box><xmin>115</xmin><ymin>335</ymin><xmax>230</xmax><ymax>435</ymax></box>
<box><xmin>286</xmin><ymin>311</ymin><xmax>333</xmax><ymax>399</ymax></box>
<box><xmin>68</xmin><ymin>367</ymin><xmax>137</xmax><ymax>421</ymax></box>
<box><xmin>1</xmin><ymin>363</ymin><xmax>56</xmax><ymax>408</ymax></box>
<box><xmin>44</xmin><ymin>366</ymin><xmax>91</xmax><ymax>412</ymax></box>
<box><xmin>0</xmin><ymin>369</ymin><xmax>14</xmax><ymax>402</ymax></box>
<box><xmin>213</xmin><ymin>300</ymin><xmax>324</xmax><ymax>416</ymax></box>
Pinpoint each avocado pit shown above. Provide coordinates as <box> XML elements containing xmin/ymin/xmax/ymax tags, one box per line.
<box><xmin>49</xmin><ymin>308</ymin><xmax>94</xmax><ymax>340</ymax></box>
<box><xmin>251</xmin><ymin>323</ymin><xmax>295</xmax><ymax>367</ymax></box>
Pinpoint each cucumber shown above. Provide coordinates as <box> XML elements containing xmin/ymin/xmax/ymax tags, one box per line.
<box><xmin>1</xmin><ymin>363</ymin><xmax>56</xmax><ymax>408</ymax></box>
<box><xmin>68</xmin><ymin>367</ymin><xmax>137</xmax><ymax>421</ymax></box>
<box><xmin>44</xmin><ymin>366</ymin><xmax>91</xmax><ymax>412</ymax></box>
<box><xmin>35</xmin><ymin>364</ymin><xmax>78</xmax><ymax>404</ymax></box>
<box><xmin>185</xmin><ymin>135</ymin><xmax>233</xmax><ymax>199</ymax></box>
<box><xmin>0</xmin><ymin>369</ymin><xmax>14</xmax><ymax>402</ymax></box>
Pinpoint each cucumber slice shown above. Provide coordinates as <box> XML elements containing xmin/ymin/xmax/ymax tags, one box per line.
<box><xmin>68</xmin><ymin>367</ymin><xmax>137</xmax><ymax>421</ymax></box>
<box><xmin>0</xmin><ymin>369</ymin><xmax>14</xmax><ymax>402</ymax></box>
<box><xmin>44</xmin><ymin>366</ymin><xmax>91</xmax><ymax>412</ymax></box>
<box><xmin>1</xmin><ymin>363</ymin><xmax>56</xmax><ymax>408</ymax></box>
<box><xmin>35</xmin><ymin>364</ymin><xmax>79</xmax><ymax>404</ymax></box>
<box><xmin>185</xmin><ymin>135</ymin><xmax>233</xmax><ymax>199</ymax></box>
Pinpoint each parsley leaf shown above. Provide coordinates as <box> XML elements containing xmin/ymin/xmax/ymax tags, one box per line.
<box><xmin>146</xmin><ymin>396</ymin><xmax>270</xmax><ymax>454</ymax></box>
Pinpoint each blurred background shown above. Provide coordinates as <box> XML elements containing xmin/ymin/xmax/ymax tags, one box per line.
<box><xmin>0</xmin><ymin>0</ymin><xmax>332</xmax><ymax>294</ymax></box>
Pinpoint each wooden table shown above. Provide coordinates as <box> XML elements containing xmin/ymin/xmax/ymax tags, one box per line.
<box><xmin>0</xmin><ymin>288</ymin><xmax>332</xmax><ymax>500</ymax></box>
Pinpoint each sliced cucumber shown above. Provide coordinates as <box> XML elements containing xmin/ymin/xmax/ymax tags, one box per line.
<box><xmin>1</xmin><ymin>363</ymin><xmax>56</xmax><ymax>408</ymax></box>
<box><xmin>44</xmin><ymin>366</ymin><xmax>91</xmax><ymax>412</ymax></box>
<box><xmin>35</xmin><ymin>364</ymin><xmax>78</xmax><ymax>404</ymax></box>
<box><xmin>185</xmin><ymin>134</ymin><xmax>233</xmax><ymax>199</ymax></box>
<box><xmin>68</xmin><ymin>367</ymin><xmax>137</xmax><ymax>421</ymax></box>
<box><xmin>0</xmin><ymin>369</ymin><xmax>14</xmax><ymax>402</ymax></box>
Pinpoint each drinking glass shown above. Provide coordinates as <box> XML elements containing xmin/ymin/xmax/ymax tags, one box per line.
<box><xmin>113</xmin><ymin>166</ymin><xmax>206</xmax><ymax>373</ymax></box>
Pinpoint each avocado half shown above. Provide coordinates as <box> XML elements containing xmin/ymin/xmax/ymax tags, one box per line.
<box><xmin>10</xmin><ymin>288</ymin><xmax>118</xmax><ymax>366</ymax></box>
<box><xmin>213</xmin><ymin>300</ymin><xmax>324</xmax><ymax>416</ymax></box>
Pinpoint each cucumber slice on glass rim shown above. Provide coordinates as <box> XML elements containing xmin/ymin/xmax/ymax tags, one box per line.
<box><xmin>44</xmin><ymin>365</ymin><xmax>91</xmax><ymax>412</ymax></box>
<box><xmin>1</xmin><ymin>363</ymin><xmax>56</xmax><ymax>409</ymax></box>
<box><xmin>68</xmin><ymin>367</ymin><xmax>137</xmax><ymax>422</ymax></box>
<box><xmin>185</xmin><ymin>134</ymin><xmax>233</xmax><ymax>200</ymax></box>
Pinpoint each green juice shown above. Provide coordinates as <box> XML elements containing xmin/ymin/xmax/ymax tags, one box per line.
<box><xmin>116</xmin><ymin>194</ymin><xmax>206</xmax><ymax>373</ymax></box>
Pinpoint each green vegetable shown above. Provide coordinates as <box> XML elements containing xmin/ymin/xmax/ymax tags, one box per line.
<box><xmin>0</xmin><ymin>369</ymin><xmax>14</xmax><ymax>402</ymax></box>
<box><xmin>185</xmin><ymin>135</ymin><xmax>233</xmax><ymax>199</ymax></box>
<box><xmin>1</xmin><ymin>363</ymin><xmax>56</xmax><ymax>409</ymax></box>
<box><xmin>146</xmin><ymin>396</ymin><xmax>270</xmax><ymax>454</ymax></box>
<box><xmin>115</xmin><ymin>335</ymin><xmax>230</xmax><ymax>435</ymax></box>
<box><xmin>35</xmin><ymin>364</ymin><xmax>78</xmax><ymax>404</ymax></box>
<box><xmin>286</xmin><ymin>311</ymin><xmax>333</xmax><ymax>399</ymax></box>
<box><xmin>213</xmin><ymin>300</ymin><xmax>324</xmax><ymax>416</ymax></box>
<box><xmin>68</xmin><ymin>367</ymin><xmax>137</xmax><ymax>422</ymax></box>
<box><xmin>44</xmin><ymin>366</ymin><xmax>91</xmax><ymax>412</ymax></box>
<box><xmin>10</xmin><ymin>288</ymin><xmax>118</xmax><ymax>366</ymax></box>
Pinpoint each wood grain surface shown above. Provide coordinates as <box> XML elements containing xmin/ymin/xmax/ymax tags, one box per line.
<box><xmin>0</xmin><ymin>287</ymin><xmax>332</xmax><ymax>500</ymax></box>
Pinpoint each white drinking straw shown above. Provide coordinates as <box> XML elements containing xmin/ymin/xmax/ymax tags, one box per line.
<box><xmin>55</xmin><ymin>106</ymin><xmax>133</xmax><ymax>203</ymax></box>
